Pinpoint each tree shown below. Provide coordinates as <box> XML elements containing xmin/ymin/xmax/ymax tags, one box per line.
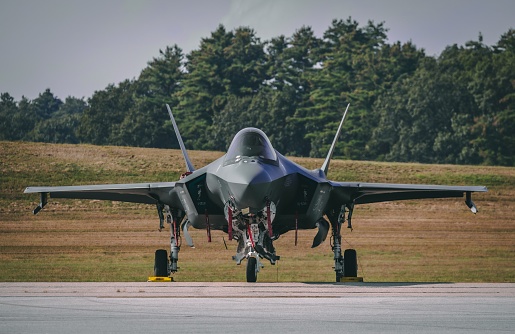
<box><xmin>3</xmin><ymin>21</ymin><xmax>514</xmax><ymax>166</ymax></box>
<box><xmin>372</xmin><ymin>59</ymin><xmax>479</xmax><ymax>164</ymax></box>
<box><xmin>10</xmin><ymin>97</ymin><xmax>35</xmax><ymax>141</ymax></box>
<box><xmin>175</xmin><ymin>25</ymin><xmax>234</xmax><ymax>149</ymax></box>
<box><xmin>471</xmin><ymin>37</ymin><xmax>515</xmax><ymax>166</ymax></box>
<box><xmin>211</xmin><ymin>87</ymin><xmax>299</xmax><ymax>154</ymax></box>
<box><xmin>298</xmin><ymin>18</ymin><xmax>394</xmax><ymax>158</ymax></box>
<box><xmin>223</xmin><ymin>26</ymin><xmax>267</xmax><ymax>96</ymax></box>
<box><xmin>31</xmin><ymin>89</ymin><xmax>62</xmax><ymax>121</ymax></box>
<box><xmin>0</xmin><ymin>93</ymin><xmax>18</xmax><ymax>140</ymax></box>
<box><xmin>175</xmin><ymin>25</ymin><xmax>267</xmax><ymax>150</ymax></box>
<box><xmin>115</xmin><ymin>45</ymin><xmax>184</xmax><ymax>148</ymax></box>
<box><xmin>78</xmin><ymin>80</ymin><xmax>135</xmax><ymax>145</ymax></box>
<box><xmin>31</xmin><ymin>97</ymin><xmax>86</xmax><ymax>144</ymax></box>
<box><xmin>265</xmin><ymin>26</ymin><xmax>321</xmax><ymax>156</ymax></box>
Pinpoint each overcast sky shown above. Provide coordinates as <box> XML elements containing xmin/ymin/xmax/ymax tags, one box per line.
<box><xmin>1</xmin><ymin>0</ymin><xmax>513</xmax><ymax>101</ymax></box>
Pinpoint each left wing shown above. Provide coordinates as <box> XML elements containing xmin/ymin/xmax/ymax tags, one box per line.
<box><xmin>24</xmin><ymin>182</ymin><xmax>177</xmax><ymax>214</ymax></box>
<box><xmin>330</xmin><ymin>182</ymin><xmax>487</xmax><ymax>213</ymax></box>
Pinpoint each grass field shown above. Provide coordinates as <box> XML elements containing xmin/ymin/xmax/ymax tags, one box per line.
<box><xmin>1</xmin><ymin>141</ymin><xmax>514</xmax><ymax>282</ymax></box>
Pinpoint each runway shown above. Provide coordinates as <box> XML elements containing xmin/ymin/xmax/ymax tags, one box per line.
<box><xmin>1</xmin><ymin>283</ymin><xmax>514</xmax><ymax>333</ymax></box>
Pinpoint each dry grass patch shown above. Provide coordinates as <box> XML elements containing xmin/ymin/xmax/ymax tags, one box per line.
<box><xmin>1</xmin><ymin>141</ymin><xmax>514</xmax><ymax>282</ymax></box>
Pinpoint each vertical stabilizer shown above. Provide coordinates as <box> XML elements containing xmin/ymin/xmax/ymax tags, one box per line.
<box><xmin>166</xmin><ymin>104</ymin><xmax>195</xmax><ymax>172</ymax></box>
<box><xmin>321</xmin><ymin>103</ymin><xmax>350</xmax><ymax>175</ymax></box>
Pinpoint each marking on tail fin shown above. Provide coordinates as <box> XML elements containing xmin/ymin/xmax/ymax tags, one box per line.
<box><xmin>166</xmin><ymin>104</ymin><xmax>195</xmax><ymax>172</ymax></box>
<box><xmin>321</xmin><ymin>103</ymin><xmax>350</xmax><ymax>176</ymax></box>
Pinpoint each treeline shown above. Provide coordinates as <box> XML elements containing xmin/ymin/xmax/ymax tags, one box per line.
<box><xmin>1</xmin><ymin>18</ymin><xmax>514</xmax><ymax>166</ymax></box>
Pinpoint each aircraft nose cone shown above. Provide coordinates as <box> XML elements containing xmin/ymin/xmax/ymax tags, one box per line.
<box><xmin>225</xmin><ymin>162</ymin><xmax>272</xmax><ymax>210</ymax></box>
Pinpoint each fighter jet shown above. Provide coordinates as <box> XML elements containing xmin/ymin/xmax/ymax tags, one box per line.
<box><xmin>25</xmin><ymin>104</ymin><xmax>487</xmax><ymax>282</ymax></box>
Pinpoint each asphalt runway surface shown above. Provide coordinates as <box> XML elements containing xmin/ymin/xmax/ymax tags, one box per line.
<box><xmin>1</xmin><ymin>282</ymin><xmax>514</xmax><ymax>333</ymax></box>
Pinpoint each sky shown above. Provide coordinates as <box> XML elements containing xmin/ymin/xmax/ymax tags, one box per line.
<box><xmin>1</xmin><ymin>0</ymin><xmax>513</xmax><ymax>101</ymax></box>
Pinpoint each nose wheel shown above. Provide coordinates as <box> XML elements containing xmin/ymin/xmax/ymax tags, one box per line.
<box><xmin>246</xmin><ymin>257</ymin><xmax>258</xmax><ymax>282</ymax></box>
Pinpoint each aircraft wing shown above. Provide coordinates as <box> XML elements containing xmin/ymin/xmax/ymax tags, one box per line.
<box><xmin>24</xmin><ymin>182</ymin><xmax>177</xmax><ymax>214</ymax></box>
<box><xmin>330</xmin><ymin>182</ymin><xmax>487</xmax><ymax>212</ymax></box>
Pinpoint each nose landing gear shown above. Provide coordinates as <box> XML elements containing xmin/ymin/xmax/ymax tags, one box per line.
<box><xmin>227</xmin><ymin>200</ymin><xmax>279</xmax><ymax>282</ymax></box>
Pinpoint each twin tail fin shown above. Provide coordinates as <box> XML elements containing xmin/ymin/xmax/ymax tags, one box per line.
<box><xmin>166</xmin><ymin>104</ymin><xmax>195</xmax><ymax>173</ymax></box>
<box><xmin>321</xmin><ymin>103</ymin><xmax>350</xmax><ymax>175</ymax></box>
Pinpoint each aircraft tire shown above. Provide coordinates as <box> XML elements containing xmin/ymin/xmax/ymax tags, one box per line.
<box><xmin>344</xmin><ymin>249</ymin><xmax>358</xmax><ymax>277</ymax></box>
<box><xmin>154</xmin><ymin>249</ymin><xmax>168</xmax><ymax>277</ymax></box>
<box><xmin>246</xmin><ymin>257</ymin><xmax>257</xmax><ymax>282</ymax></box>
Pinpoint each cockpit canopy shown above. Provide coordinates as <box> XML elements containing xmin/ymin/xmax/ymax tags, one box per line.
<box><xmin>224</xmin><ymin>128</ymin><xmax>277</xmax><ymax>166</ymax></box>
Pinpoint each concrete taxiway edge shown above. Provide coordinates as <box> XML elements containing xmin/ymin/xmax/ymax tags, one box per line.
<box><xmin>0</xmin><ymin>282</ymin><xmax>514</xmax><ymax>298</ymax></box>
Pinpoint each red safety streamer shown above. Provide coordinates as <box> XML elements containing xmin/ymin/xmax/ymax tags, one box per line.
<box><xmin>266</xmin><ymin>201</ymin><xmax>273</xmax><ymax>238</ymax></box>
<box><xmin>173</xmin><ymin>217</ymin><xmax>178</xmax><ymax>242</ymax></box>
<box><xmin>228</xmin><ymin>207</ymin><xmax>233</xmax><ymax>241</ymax></box>
<box><xmin>205</xmin><ymin>210</ymin><xmax>211</xmax><ymax>242</ymax></box>
<box><xmin>295</xmin><ymin>211</ymin><xmax>298</xmax><ymax>246</ymax></box>
<box><xmin>246</xmin><ymin>222</ymin><xmax>255</xmax><ymax>248</ymax></box>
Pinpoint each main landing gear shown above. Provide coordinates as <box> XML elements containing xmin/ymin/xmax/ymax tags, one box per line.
<box><xmin>152</xmin><ymin>201</ymin><xmax>359</xmax><ymax>283</ymax></box>
<box><xmin>153</xmin><ymin>204</ymin><xmax>182</xmax><ymax>278</ymax></box>
<box><xmin>329</xmin><ymin>204</ymin><xmax>359</xmax><ymax>282</ymax></box>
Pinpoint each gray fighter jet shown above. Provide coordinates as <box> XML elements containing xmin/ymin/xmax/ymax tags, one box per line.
<box><xmin>25</xmin><ymin>104</ymin><xmax>487</xmax><ymax>282</ymax></box>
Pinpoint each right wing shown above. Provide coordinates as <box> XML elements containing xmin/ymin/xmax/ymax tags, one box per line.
<box><xmin>24</xmin><ymin>182</ymin><xmax>177</xmax><ymax>214</ymax></box>
<box><xmin>329</xmin><ymin>182</ymin><xmax>487</xmax><ymax>213</ymax></box>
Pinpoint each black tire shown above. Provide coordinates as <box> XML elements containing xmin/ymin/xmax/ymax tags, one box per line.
<box><xmin>246</xmin><ymin>257</ymin><xmax>257</xmax><ymax>282</ymax></box>
<box><xmin>154</xmin><ymin>249</ymin><xmax>168</xmax><ymax>277</ymax></box>
<box><xmin>344</xmin><ymin>249</ymin><xmax>358</xmax><ymax>277</ymax></box>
